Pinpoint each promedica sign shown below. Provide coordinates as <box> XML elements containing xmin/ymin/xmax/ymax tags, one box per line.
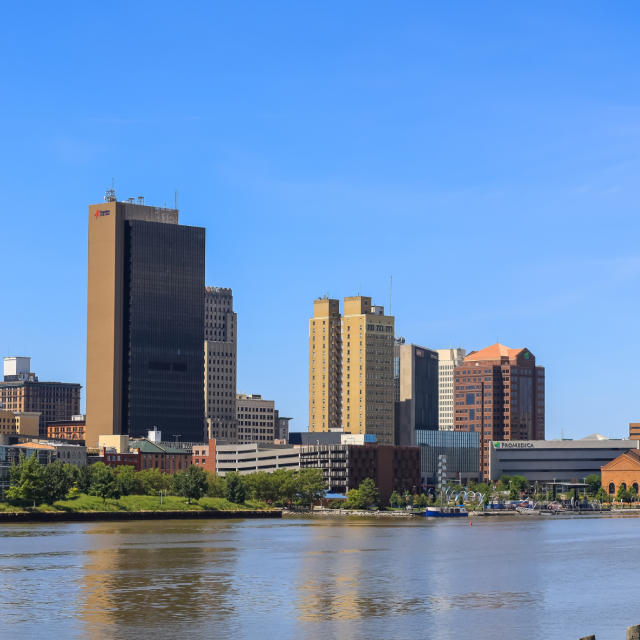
<box><xmin>493</xmin><ymin>442</ymin><xmax>535</xmax><ymax>449</ymax></box>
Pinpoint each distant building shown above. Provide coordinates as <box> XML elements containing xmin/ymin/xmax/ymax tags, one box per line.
<box><xmin>0</xmin><ymin>442</ymin><xmax>58</xmax><ymax>498</ymax></box>
<box><xmin>85</xmin><ymin>195</ymin><xmax>205</xmax><ymax>447</ymax></box>
<box><xmin>489</xmin><ymin>436</ymin><xmax>639</xmax><ymax>483</ymax></box>
<box><xmin>0</xmin><ymin>408</ymin><xmax>41</xmax><ymax>438</ymax></box>
<box><xmin>215</xmin><ymin>443</ymin><xmax>301</xmax><ymax>476</ymax></box>
<box><xmin>309</xmin><ymin>296</ymin><xmax>395</xmax><ymax>445</ymax></box>
<box><xmin>205</xmin><ymin>286</ymin><xmax>238</xmax><ymax>444</ymax></box>
<box><xmin>46</xmin><ymin>416</ymin><xmax>86</xmax><ymax>441</ymax></box>
<box><xmin>1</xmin><ymin>357</ymin><xmax>82</xmax><ymax>438</ymax></box>
<box><xmin>192</xmin><ymin>440</ymin><xmax>216</xmax><ymax>472</ymax></box>
<box><xmin>274</xmin><ymin>411</ymin><xmax>292</xmax><ymax>442</ymax></box>
<box><xmin>417</xmin><ymin>430</ymin><xmax>480</xmax><ymax>486</ymax></box>
<box><xmin>394</xmin><ymin>340</ymin><xmax>439</xmax><ymax>446</ymax></box>
<box><xmin>436</xmin><ymin>348</ymin><xmax>466</xmax><ymax>430</ymax></box>
<box><xmin>454</xmin><ymin>343</ymin><xmax>545</xmax><ymax>481</ymax></box>
<box><xmin>235</xmin><ymin>394</ymin><xmax>276</xmax><ymax>444</ymax></box>
<box><xmin>601</xmin><ymin>450</ymin><xmax>640</xmax><ymax>496</ymax></box>
<box><xmin>101</xmin><ymin>437</ymin><xmax>192</xmax><ymax>473</ymax></box>
<box><xmin>299</xmin><ymin>443</ymin><xmax>421</xmax><ymax>506</ymax></box>
<box><xmin>289</xmin><ymin>432</ymin><xmax>377</xmax><ymax>446</ymax></box>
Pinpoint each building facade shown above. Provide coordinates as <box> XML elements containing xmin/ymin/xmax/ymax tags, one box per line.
<box><xmin>204</xmin><ymin>286</ymin><xmax>237</xmax><ymax>444</ymax></box>
<box><xmin>0</xmin><ymin>409</ymin><xmax>41</xmax><ymax>438</ymax></box>
<box><xmin>299</xmin><ymin>443</ymin><xmax>421</xmax><ymax>506</ymax></box>
<box><xmin>417</xmin><ymin>430</ymin><xmax>481</xmax><ymax>486</ymax></box>
<box><xmin>394</xmin><ymin>340</ymin><xmax>439</xmax><ymax>446</ymax></box>
<box><xmin>601</xmin><ymin>450</ymin><xmax>640</xmax><ymax>496</ymax></box>
<box><xmin>436</xmin><ymin>348</ymin><xmax>466</xmax><ymax>430</ymax></box>
<box><xmin>489</xmin><ymin>437</ymin><xmax>638</xmax><ymax>483</ymax></box>
<box><xmin>46</xmin><ymin>416</ymin><xmax>86</xmax><ymax>441</ymax></box>
<box><xmin>86</xmin><ymin>194</ymin><xmax>205</xmax><ymax>447</ymax></box>
<box><xmin>309</xmin><ymin>296</ymin><xmax>395</xmax><ymax>444</ymax></box>
<box><xmin>215</xmin><ymin>443</ymin><xmax>301</xmax><ymax>476</ymax></box>
<box><xmin>274</xmin><ymin>412</ymin><xmax>292</xmax><ymax>442</ymax></box>
<box><xmin>235</xmin><ymin>394</ymin><xmax>276</xmax><ymax>444</ymax></box>
<box><xmin>1</xmin><ymin>357</ymin><xmax>82</xmax><ymax>438</ymax></box>
<box><xmin>308</xmin><ymin>297</ymin><xmax>342</xmax><ymax>433</ymax></box>
<box><xmin>453</xmin><ymin>343</ymin><xmax>545</xmax><ymax>481</ymax></box>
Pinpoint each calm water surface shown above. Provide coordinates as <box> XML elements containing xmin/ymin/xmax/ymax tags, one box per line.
<box><xmin>0</xmin><ymin>514</ymin><xmax>638</xmax><ymax>640</ymax></box>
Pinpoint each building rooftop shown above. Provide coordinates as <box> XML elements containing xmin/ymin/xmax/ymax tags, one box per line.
<box><xmin>465</xmin><ymin>343</ymin><xmax>526</xmax><ymax>362</ymax></box>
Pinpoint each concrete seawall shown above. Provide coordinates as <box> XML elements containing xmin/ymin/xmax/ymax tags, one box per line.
<box><xmin>0</xmin><ymin>510</ymin><xmax>282</xmax><ymax>524</ymax></box>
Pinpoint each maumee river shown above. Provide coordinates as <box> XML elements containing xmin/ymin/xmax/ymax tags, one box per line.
<box><xmin>0</xmin><ymin>514</ymin><xmax>639</xmax><ymax>640</ymax></box>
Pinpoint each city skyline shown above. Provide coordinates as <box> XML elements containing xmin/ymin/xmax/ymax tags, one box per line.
<box><xmin>2</xmin><ymin>3</ymin><xmax>640</xmax><ymax>439</ymax></box>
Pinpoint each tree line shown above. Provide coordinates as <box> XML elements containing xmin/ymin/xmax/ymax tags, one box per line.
<box><xmin>4</xmin><ymin>453</ymin><xmax>327</xmax><ymax>508</ymax></box>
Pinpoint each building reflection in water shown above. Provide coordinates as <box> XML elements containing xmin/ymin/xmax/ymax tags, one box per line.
<box><xmin>76</xmin><ymin>521</ymin><xmax>241</xmax><ymax>640</ymax></box>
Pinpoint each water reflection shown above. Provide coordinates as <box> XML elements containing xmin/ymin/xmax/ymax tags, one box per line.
<box><xmin>0</xmin><ymin>516</ymin><xmax>640</xmax><ymax>640</ymax></box>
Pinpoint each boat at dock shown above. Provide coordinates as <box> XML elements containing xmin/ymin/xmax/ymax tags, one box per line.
<box><xmin>423</xmin><ymin>506</ymin><xmax>469</xmax><ymax>518</ymax></box>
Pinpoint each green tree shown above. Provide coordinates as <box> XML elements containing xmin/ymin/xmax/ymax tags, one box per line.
<box><xmin>205</xmin><ymin>472</ymin><xmax>225</xmax><ymax>498</ymax></box>
<box><xmin>585</xmin><ymin>474</ymin><xmax>601</xmax><ymax>496</ymax></box>
<box><xmin>295</xmin><ymin>468</ymin><xmax>327</xmax><ymax>508</ymax></box>
<box><xmin>389</xmin><ymin>490</ymin><xmax>400</xmax><ymax>508</ymax></box>
<box><xmin>89</xmin><ymin>463</ymin><xmax>117</xmax><ymax>504</ymax></box>
<box><xmin>180</xmin><ymin>465</ymin><xmax>208</xmax><ymax>504</ymax></box>
<box><xmin>345</xmin><ymin>488</ymin><xmax>360</xmax><ymax>508</ymax></box>
<box><xmin>77</xmin><ymin>464</ymin><xmax>95</xmax><ymax>493</ymax></box>
<box><xmin>115</xmin><ymin>465</ymin><xmax>142</xmax><ymax>498</ymax></box>
<box><xmin>224</xmin><ymin>471</ymin><xmax>246</xmax><ymax>504</ymax></box>
<box><xmin>139</xmin><ymin>468</ymin><xmax>170</xmax><ymax>494</ymax></box>
<box><xmin>508</xmin><ymin>475</ymin><xmax>529</xmax><ymax>500</ymax></box>
<box><xmin>355</xmin><ymin>478</ymin><xmax>379</xmax><ymax>510</ymax></box>
<box><xmin>7</xmin><ymin>452</ymin><xmax>45</xmax><ymax>505</ymax></box>
<box><xmin>42</xmin><ymin>461</ymin><xmax>77</xmax><ymax>504</ymax></box>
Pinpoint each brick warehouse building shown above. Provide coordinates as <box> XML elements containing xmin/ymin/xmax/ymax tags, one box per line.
<box><xmin>453</xmin><ymin>343</ymin><xmax>545</xmax><ymax>481</ymax></box>
<box><xmin>300</xmin><ymin>443</ymin><xmax>421</xmax><ymax>506</ymax></box>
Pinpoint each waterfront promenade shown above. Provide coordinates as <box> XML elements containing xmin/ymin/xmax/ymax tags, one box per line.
<box><xmin>0</xmin><ymin>515</ymin><xmax>637</xmax><ymax>640</ymax></box>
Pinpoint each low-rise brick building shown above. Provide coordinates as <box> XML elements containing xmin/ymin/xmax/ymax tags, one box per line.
<box><xmin>300</xmin><ymin>443</ymin><xmax>421</xmax><ymax>506</ymax></box>
<box><xmin>103</xmin><ymin>439</ymin><xmax>192</xmax><ymax>473</ymax></box>
<box><xmin>601</xmin><ymin>450</ymin><xmax>640</xmax><ymax>496</ymax></box>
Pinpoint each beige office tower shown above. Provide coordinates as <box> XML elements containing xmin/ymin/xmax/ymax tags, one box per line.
<box><xmin>86</xmin><ymin>192</ymin><xmax>205</xmax><ymax>449</ymax></box>
<box><xmin>436</xmin><ymin>348</ymin><xmax>466</xmax><ymax>430</ymax></box>
<box><xmin>342</xmin><ymin>297</ymin><xmax>395</xmax><ymax>444</ymax></box>
<box><xmin>204</xmin><ymin>287</ymin><xmax>238</xmax><ymax>443</ymax></box>
<box><xmin>308</xmin><ymin>297</ymin><xmax>342</xmax><ymax>433</ymax></box>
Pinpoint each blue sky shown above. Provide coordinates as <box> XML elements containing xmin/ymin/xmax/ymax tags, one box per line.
<box><xmin>1</xmin><ymin>2</ymin><xmax>639</xmax><ymax>439</ymax></box>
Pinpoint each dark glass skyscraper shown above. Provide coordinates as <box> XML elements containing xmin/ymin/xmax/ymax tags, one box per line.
<box><xmin>123</xmin><ymin>220</ymin><xmax>205</xmax><ymax>440</ymax></box>
<box><xmin>86</xmin><ymin>197</ymin><xmax>205</xmax><ymax>446</ymax></box>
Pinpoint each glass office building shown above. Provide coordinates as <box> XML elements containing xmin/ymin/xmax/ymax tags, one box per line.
<box><xmin>86</xmin><ymin>197</ymin><xmax>206</xmax><ymax>446</ymax></box>
<box><xmin>123</xmin><ymin>220</ymin><xmax>205</xmax><ymax>441</ymax></box>
<box><xmin>417</xmin><ymin>430</ymin><xmax>480</xmax><ymax>485</ymax></box>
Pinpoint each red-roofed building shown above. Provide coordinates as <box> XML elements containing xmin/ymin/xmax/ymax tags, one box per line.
<box><xmin>453</xmin><ymin>343</ymin><xmax>545</xmax><ymax>481</ymax></box>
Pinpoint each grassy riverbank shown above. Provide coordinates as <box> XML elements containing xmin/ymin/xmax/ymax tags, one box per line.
<box><xmin>0</xmin><ymin>493</ymin><xmax>273</xmax><ymax>513</ymax></box>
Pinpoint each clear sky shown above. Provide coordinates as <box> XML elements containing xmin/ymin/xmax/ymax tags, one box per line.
<box><xmin>1</xmin><ymin>2</ymin><xmax>639</xmax><ymax>439</ymax></box>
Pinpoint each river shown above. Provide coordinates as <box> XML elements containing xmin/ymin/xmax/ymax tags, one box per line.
<box><xmin>0</xmin><ymin>514</ymin><xmax>637</xmax><ymax>640</ymax></box>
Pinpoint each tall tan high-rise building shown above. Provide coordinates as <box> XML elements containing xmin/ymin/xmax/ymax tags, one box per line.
<box><xmin>309</xmin><ymin>296</ymin><xmax>395</xmax><ymax>444</ymax></box>
<box><xmin>86</xmin><ymin>191</ymin><xmax>205</xmax><ymax>448</ymax></box>
<box><xmin>308</xmin><ymin>297</ymin><xmax>342</xmax><ymax>433</ymax></box>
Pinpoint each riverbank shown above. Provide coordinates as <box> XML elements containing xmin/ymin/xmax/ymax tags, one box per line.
<box><xmin>0</xmin><ymin>509</ymin><xmax>281</xmax><ymax>523</ymax></box>
<box><xmin>0</xmin><ymin>493</ymin><xmax>275</xmax><ymax>517</ymax></box>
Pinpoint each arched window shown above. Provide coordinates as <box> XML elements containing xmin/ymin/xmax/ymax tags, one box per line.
<box><xmin>609</xmin><ymin>483</ymin><xmax>615</xmax><ymax>494</ymax></box>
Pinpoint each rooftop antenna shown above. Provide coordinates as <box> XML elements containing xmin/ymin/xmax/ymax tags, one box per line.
<box><xmin>175</xmin><ymin>189</ymin><xmax>178</xmax><ymax>210</ymax></box>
